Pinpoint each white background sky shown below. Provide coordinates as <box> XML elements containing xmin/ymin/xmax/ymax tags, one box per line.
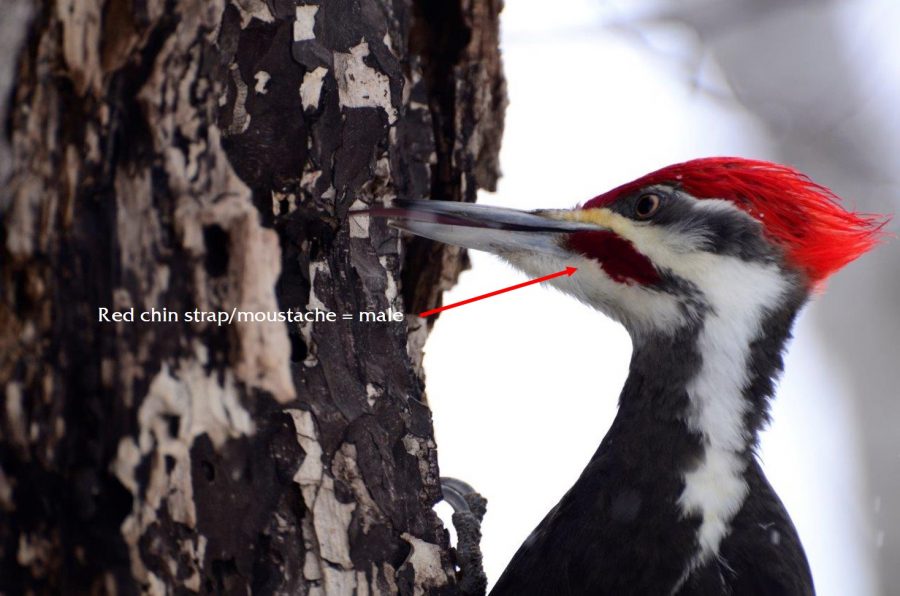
<box><xmin>428</xmin><ymin>1</ymin><xmax>889</xmax><ymax>594</ymax></box>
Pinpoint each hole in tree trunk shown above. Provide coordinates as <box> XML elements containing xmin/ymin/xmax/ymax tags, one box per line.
<box><xmin>203</xmin><ymin>224</ymin><xmax>230</xmax><ymax>277</ymax></box>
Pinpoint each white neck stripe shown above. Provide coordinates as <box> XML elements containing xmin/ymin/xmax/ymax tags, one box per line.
<box><xmin>674</xmin><ymin>256</ymin><xmax>788</xmax><ymax>589</ymax></box>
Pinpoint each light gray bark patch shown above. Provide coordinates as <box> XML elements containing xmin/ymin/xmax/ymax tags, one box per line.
<box><xmin>254</xmin><ymin>70</ymin><xmax>270</xmax><ymax>94</ymax></box>
<box><xmin>56</xmin><ymin>0</ymin><xmax>102</xmax><ymax>96</ymax></box>
<box><xmin>403</xmin><ymin>434</ymin><xmax>439</xmax><ymax>493</ymax></box>
<box><xmin>405</xmin><ymin>316</ymin><xmax>429</xmax><ymax>379</ymax></box>
<box><xmin>226</xmin><ymin>63</ymin><xmax>251</xmax><ymax>135</ymax></box>
<box><xmin>205</xmin><ymin>194</ymin><xmax>296</xmax><ymax>403</ymax></box>
<box><xmin>288</xmin><ymin>409</ymin><xmax>356</xmax><ymax>588</ymax></box>
<box><xmin>334</xmin><ymin>41</ymin><xmax>398</xmax><ymax>123</ymax></box>
<box><xmin>232</xmin><ymin>0</ymin><xmax>274</xmax><ymax>27</ymax></box>
<box><xmin>333</xmin><ymin>443</ymin><xmax>387</xmax><ymax>532</ymax></box>
<box><xmin>293</xmin><ymin>5</ymin><xmax>318</xmax><ymax>41</ymax></box>
<box><xmin>300</xmin><ymin>66</ymin><xmax>328</xmax><ymax>111</ymax></box>
<box><xmin>113</xmin><ymin>345</ymin><xmax>255</xmax><ymax>582</ymax></box>
<box><xmin>400</xmin><ymin>533</ymin><xmax>451</xmax><ymax>596</ymax></box>
<box><xmin>4</xmin><ymin>382</ymin><xmax>28</xmax><ymax>449</ymax></box>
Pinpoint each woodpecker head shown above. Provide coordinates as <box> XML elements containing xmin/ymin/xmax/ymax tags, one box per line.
<box><xmin>369</xmin><ymin>158</ymin><xmax>885</xmax><ymax>336</ymax></box>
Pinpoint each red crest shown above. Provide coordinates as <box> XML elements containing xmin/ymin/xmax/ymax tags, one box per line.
<box><xmin>584</xmin><ymin>157</ymin><xmax>888</xmax><ymax>284</ymax></box>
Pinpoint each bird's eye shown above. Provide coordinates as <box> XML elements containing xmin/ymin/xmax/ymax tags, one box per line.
<box><xmin>634</xmin><ymin>193</ymin><xmax>661</xmax><ymax>219</ymax></box>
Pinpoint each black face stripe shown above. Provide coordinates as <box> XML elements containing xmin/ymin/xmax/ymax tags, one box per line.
<box><xmin>604</xmin><ymin>185</ymin><xmax>786</xmax><ymax>267</ymax></box>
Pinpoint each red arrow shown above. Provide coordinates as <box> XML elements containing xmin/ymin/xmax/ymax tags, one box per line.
<box><xmin>419</xmin><ymin>266</ymin><xmax>577</xmax><ymax>318</ymax></box>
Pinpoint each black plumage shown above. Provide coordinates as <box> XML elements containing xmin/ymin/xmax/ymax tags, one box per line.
<box><xmin>491</xmin><ymin>288</ymin><xmax>813</xmax><ymax>595</ymax></box>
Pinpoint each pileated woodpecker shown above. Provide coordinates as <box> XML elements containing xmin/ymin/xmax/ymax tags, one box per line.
<box><xmin>366</xmin><ymin>158</ymin><xmax>885</xmax><ymax>595</ymax></box>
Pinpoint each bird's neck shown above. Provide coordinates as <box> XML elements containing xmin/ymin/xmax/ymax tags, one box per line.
<box><xmin>606</xmin><ymin>287</ymin><xmax>804</xmax><ymax>577</ymax></box>
<box><xmin>621</xmin><ymin>303</ymin><xmax>796</xmax><ymax>453</ymax></box>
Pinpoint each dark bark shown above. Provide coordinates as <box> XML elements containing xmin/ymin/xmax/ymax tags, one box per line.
<box><xmin>0</xmin><ymin>0</ymin><xmax>505</xmax><ymax>593</ymax></box>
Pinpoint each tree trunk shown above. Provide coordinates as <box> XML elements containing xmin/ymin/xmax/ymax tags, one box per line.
<box><xmin>0</xmin><ymin>0</ymin><xmax>505</xmax><ymax>593</ymax></box>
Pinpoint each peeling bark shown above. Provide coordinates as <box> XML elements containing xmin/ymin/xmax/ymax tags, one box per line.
<box><xmin>0</xmin><ymin>0</ymin><xmax>505</xmax><ymax>593</ymax></box>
